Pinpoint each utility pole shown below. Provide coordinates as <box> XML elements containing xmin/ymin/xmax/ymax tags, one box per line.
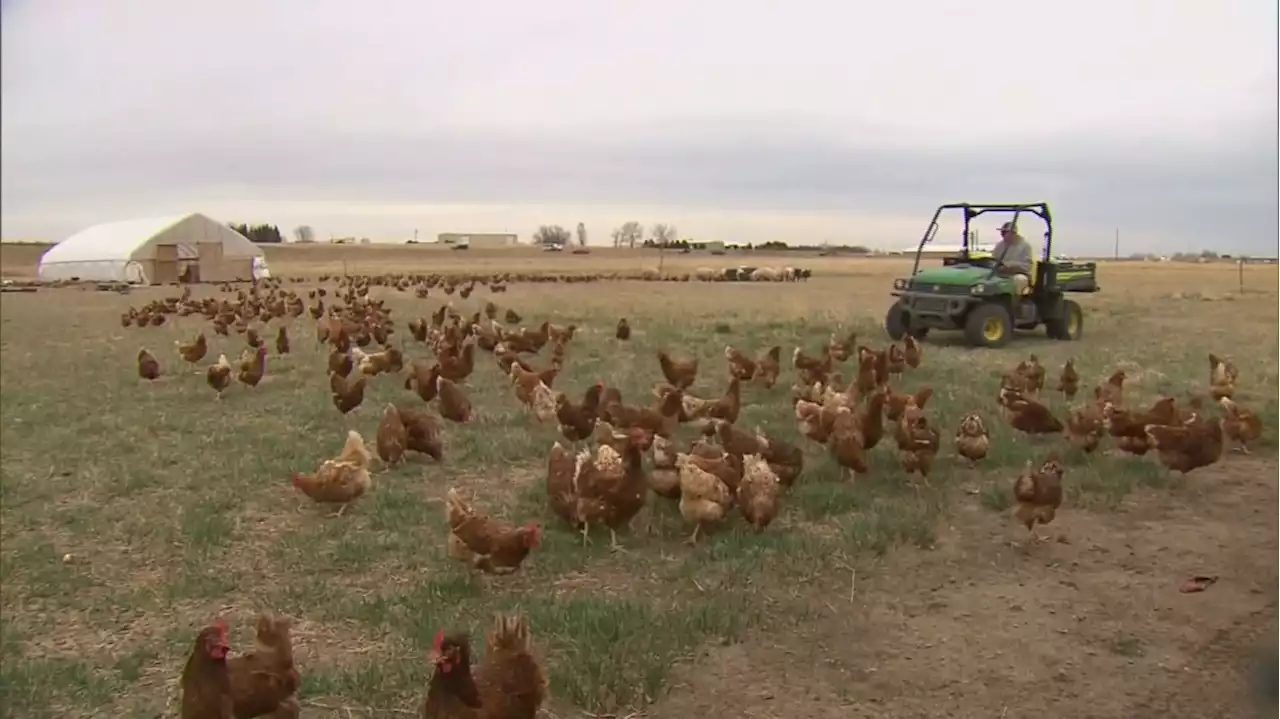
<box><xmin>1113</xmin><ymin>228</ymin><xmax>1119</xmax><ymax>260</ymax></box>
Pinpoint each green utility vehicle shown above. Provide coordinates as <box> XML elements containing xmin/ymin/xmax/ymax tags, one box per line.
<box><xmin>885</xmin><ymin>202</ymin><xmax>1099</xmax><ymax>348</ymax></box>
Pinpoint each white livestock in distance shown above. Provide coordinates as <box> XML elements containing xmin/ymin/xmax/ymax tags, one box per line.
<box><xmin>694</xmin><ymin>267</ymin><xmax>720</xmax><ymax>282</ymax></box>
<box><xmin>751</xmin><ymin>266</ymin><xmax>782</xmax><ymax>282</ymax></box>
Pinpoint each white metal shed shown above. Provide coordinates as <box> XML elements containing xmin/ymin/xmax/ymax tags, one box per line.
<box><xmin>37</xmin><ymin>213</ymin><xmax>267</xmax><ymax>284</ymax></box>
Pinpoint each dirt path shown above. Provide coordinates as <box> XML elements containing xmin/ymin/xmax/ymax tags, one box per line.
<box><xmin>647</xmin><ymin>458</ymin><xmax>1278</xmax><ymax>719</ymax></box>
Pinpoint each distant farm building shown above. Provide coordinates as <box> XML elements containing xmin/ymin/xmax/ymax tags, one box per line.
<box><xmin>437</xmin><ymin>232</ymin><xmax>518</xmax><ymax>248</ymax></box>
<box><xmin>38</xmin><ymin>212</ymin><xmax>267</xmax><ymax>285</ymax></box>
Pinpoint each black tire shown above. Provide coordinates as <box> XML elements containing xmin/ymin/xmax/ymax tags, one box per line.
<box><xmin>1046</xmin><ymin>299</ymin><xmax>1083</xmax><ymax>340</ymax></box>
<box><xmin>885</xmin><ymin>301</ymin><xmax>909</xmax><ymax>341</ymax></box>
<box><xmin>963</xmin><ymin>303</ymin><xmax>1013</xmax><ymax>348</ymax></box>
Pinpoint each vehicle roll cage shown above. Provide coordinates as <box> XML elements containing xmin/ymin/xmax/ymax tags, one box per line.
<box><xmin>909</xmin><ymin>202</ymin><xmax>1055</xmax><ymax>277</ymax></box>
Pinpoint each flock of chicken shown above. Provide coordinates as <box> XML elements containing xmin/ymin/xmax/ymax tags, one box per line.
<box><xmin>118</xmin><ymin>273</ymin><xmax>1264</xmax><ymax>719</ymax></box>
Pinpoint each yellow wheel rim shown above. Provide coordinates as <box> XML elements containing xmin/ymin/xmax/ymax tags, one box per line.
<box><xmin>1066</xmin><ymin>311</ymin><xmax>1079</xmax><ymax>335</ymax></box>
<box><xmin>983</xmin><ymin>317</ymin><xmax>1004</xmax><ymax>342</ymax></box>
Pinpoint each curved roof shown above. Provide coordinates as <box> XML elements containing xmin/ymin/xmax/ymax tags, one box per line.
<box><xmin>42</xmin><ymin>214</ymin><xmax>189</xmax><ymax>263</ymax></box>
<box><xmin>40</xmin><ymin>212</ymin><xmax>261</xmax><ymax>264</ymax></box>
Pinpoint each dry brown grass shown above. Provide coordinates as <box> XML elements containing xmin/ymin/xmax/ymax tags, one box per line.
<box><xmin>1</xmin><ymin>245</ymin><xmax>1276</xmax><ymax>718</ymax></box>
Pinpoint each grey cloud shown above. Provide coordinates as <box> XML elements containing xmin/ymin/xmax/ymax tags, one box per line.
<box><xmin>6</xmin><ymin>118</ymin><xmax>1274</xmax><ymax>253</ymax></box>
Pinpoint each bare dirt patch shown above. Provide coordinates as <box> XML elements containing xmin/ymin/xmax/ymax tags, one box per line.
<box><xmin>647</xmin><ymin>458</ymin><xmax>1278</xmax><ymax>719</ymax></box>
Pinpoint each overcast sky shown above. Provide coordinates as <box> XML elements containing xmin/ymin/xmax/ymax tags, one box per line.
<box><xmin>2</xmin><ymin>0</ymin><xmax>1276</xmax><ymax>254</ymax></box>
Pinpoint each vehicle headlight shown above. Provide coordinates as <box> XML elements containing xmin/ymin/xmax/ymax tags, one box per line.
<box><xmin>971</xmin><ymin>284</ymin><xmax>986</xmax><ymax>295</ymax></box>
<box><xmin>893</xmin><ymin>278</ymin><xmax>907</xmax><ymax>290</ymax></box>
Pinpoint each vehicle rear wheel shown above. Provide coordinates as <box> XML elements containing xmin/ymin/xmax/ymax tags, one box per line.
<box><xmin>885</xmin><ymin>301</ymin><xmax>909</xmax><ymax>341</ymax></box>
<box><xmin>963</xmin><ymin>303</ymin><xmax>1013</xmax><ymax>348</ymax></box>
<box><xmin>1046</xmin><ymin>299</ymin><xmax>1083</xmax><ymax>340</ymax></box>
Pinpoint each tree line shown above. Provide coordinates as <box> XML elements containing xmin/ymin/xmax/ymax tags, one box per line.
<box><xmin>228</xmin><ymin>222</ymin><xmax>285</xmax><ymax>244</ymax></box>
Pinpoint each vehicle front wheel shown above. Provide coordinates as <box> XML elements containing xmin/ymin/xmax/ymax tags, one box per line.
<box><xmin>885</xmin><ymin>301</ymin><xmax>910</xmax><ymax>341</ymax></box>
<box><xmin>963</xmin><ymin>303</ymin><xmax>1013</xmax><ymax>348</ymax></box>
<box><xmin>1046</xmin><ymin>299</ymin><xmax>1083</xmax><ymax>340</ymax></box>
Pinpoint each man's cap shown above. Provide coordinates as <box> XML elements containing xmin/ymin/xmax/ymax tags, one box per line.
<box><xmin>998</xmin><ymin>221</ymin><xmax>1018</xmax><ymax>233</ymax></box>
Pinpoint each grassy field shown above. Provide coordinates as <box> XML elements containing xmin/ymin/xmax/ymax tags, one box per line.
<box><xmin>1</xmin><ymin>245</ymin><xmax>1276</xmax><ymax>718</ymax></box>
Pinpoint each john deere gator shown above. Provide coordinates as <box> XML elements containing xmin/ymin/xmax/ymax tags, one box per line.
<box><xmin>885</xmin><ymin>202</ymin><xmax>1100</xmax><ymax>348</ymax></box>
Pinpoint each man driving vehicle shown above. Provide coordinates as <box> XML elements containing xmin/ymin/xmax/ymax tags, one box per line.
<box><xmin>991</xmin><ymin>221</ymin><xmax>1032</xmax><ymax>296</ymax></box>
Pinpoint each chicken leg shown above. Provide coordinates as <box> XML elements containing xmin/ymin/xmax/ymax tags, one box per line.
<box><xmin>686</xmin><ymin>524</ymin><xmax>702</xmax><ymax>546</ymax></box>
<box><xmin>609</xmin><ymin>528</ymin><xmax>626</xmax><ymax>553</ymax></box>
<box><xmin>580</xmin><ymin>521</ymin><xmax>592</xmax><ymax>547</ymax></box>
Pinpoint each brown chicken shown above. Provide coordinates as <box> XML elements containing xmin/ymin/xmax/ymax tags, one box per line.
<box><xmin>685</xmin><ymin>440</ymin><xmax>745</xmax><ymax>495</ymax></box>
<box><xmin>355</xmin><ymin>345</ymin><xmax>405</xmax><ymax>376</ymax></box>
<box><xmin>291</xmin><ymin>430</ymin><xmax>374</xmax><ymax>516</ymax></box>
<box><xmin>657</xmin><ymin>349</ymin><xmax>699</xmax><ymax>389</ymax></box>
<box><xmin>1057</xmin><ymin>359</ymin><xmax>1079</xmax><ymax>400</ymax></box>
<box><xmin>896</xmin><ymin>412</ymin><xmax>941</xmax><ymax>486</ymax></box>
<box><xmin>794</xmin><ymin>399</ymin><xmax>835</xmax><ymax>444</ymax></box>
<box><xmin>648</xmin><ymin>434</ymin><xmax>681</xmax><ymax>499</ymax></box>
<box><xmin>903</xmin><ymin>334</ymin><xmax>923</xmax><ymax>369</ymax></box>
<box><xmin>377</xmin><ymin>404</ymin><xmax>408</xmax><ymax>467</ymax></box>
<box><xmin>329</xmin><ymin>372</ymin><xmax>367</xmax><ymax>414</ymax></box>
<box><xmin>207</xmin><ymin>354</ymin><xmax>233</xmax><ymax>398</ymax></box>
<box><xmin>1012</xmin><ymin>453</ymin><xmax>1065</xmax><ymax>543</ymax></box>
<box><xmin>1017</xmin><ymin>354</ymin><xmax>1046</xmax><ymax>394</ymax></box>
<box><xmin>436</xmin><ymin>376</ymin><xmax>474</xmax><ymax>423</ymax></box>
<box><xmin>1219</xmin><ymin>397</ymin><xmax>1261</xmax><ymax>454</ymax></box>
<box><xmin>424</xmin><ymin>630</ymin><xmax>482</xmax><ymax>717</ymax></box>
<box><xmin>509</xmin><ymin>363</ymin><xmax>545</xmax><ymax>408</ymax></box>
<box><xmin>228</xmin><ymin>614</ymin><xmax>300</xmax><ymax>719</ymax></box>
<box><xmin>755</xmin><ymin>345</ymin><xmax>782</xmax><ymax>388</ymax></box>
<box><xmin>237</xmin><ymin>346</ymin><xmax>268</xmax><ymax>389</ymax></box>
<box><xmin>886</xmin><ymin>343</ymin><xmax>907</xmax><ymax>377</ymax></box>
<box><xmin>446</xmin><ymin>488</ymin><xmax>542</xmax><ymax>574</ymax></box>
<box><xmin>827</xmin><ymin>330</ymin><xmax>857</xmax><ymax>362</ymax></box>
<box><xmin>176</xmin><ymin>333</ymin><xmax>209</xmax><ymax>365</ymax></box>
<box><xmin>328</xmin><ymin>349</ymin><xmax>354</xmax><ymax>378</ymax></box>
<box><xmin>854</xmin><ymin>349</ymin><xmax>879</xmax><ymax>397</ymax></box>
<box><xmin>556</xmin><ymin>381</ymin><xmax>604</xmax><ymax>445</ymax></box>
<box><xmin>182</xmin><ymin>621</ymin><xmax>234</xmax><ymax>719</ymax></box>
<box><xmin>274</xmin><ymin>327</ymin><xmax>290</xmax><ymax>355</ymax></box>
<box><xmin>793</xmin><ymin>346</ymin><xmax>834</xmax><ymax>385</ymax></box>
<box><xmin>395</xmin><ymin>404</ymin><xmax>445</xmax><ymax>461</ymax></box>
<box><xmin>474</xmin><ymin>615</ymin><xmax>548</xmax><ymax>719</ymax></box>
<box><xmin>1006</xmin><ymin>394</ymin><xmax>1064</xmax><ymax>437</ymax></box>
<box><xmin>755</xmin><ymin>430</ymin><xmax>804</xmax><ymax>487</ymax></box>
<box><xmin>858</xmin><ymin>386</ymin><xmax>890</xmax><ymax>451</ymax></box>
<box><xmin>615</xmin><ymin>318</ymin><xmax>631</xmax><ymax>340</ymax></box>
<box><xmin>676</xmin><ymin>451</ymin><xmax>734</xmax><ymax>544</ymax></box>
<box><xmin>828</xmin><ymin>406</ymin><xmax>868</xmax><ymax>482</ymax></box>
<box><xmin>954</xmin><ymin>413</ymin><xmax>990</xmax><ymax>468</ymax></box>
<box><xmin>1066</xmin><ymin>402</ymin><xmax>1106</xmax><ymax>454</ymax></box>
<box><xmin>599</xmin><ymin>387</ymin><xmax>683</xmax><ymax>445</ymax></box>
<box><xmin>1145</xmin><ymin>415</ymin><xmax>1225</xmax><ymax>475</ymax></box>
<box><xmin>138</xmin><ymin>348</ymin><xmax>161</xmax><ymax>380</ymax></box>
<box><xmin>737</xmin><ymin>454</ymin><xmax>782</xmax><ymax>531</ymax></box>
<box><xmin>1097</xmin><ymin>370</ymin><xmax>1126</xmax><ymax>406</ymax></box>
<box><xmin>405</xmin><ymin>361</ymin><xmax>441</xmax><ymax>403</ymax></box>
<box><xmin>681</xmin><ymin>377</ymin><xmax>742</xmax><ymax>425</ymax></box>
<box><xmin>1209</xmin><ymin>353</ymin><xmax>1240</xmax><ymax>400</ymax></box>
<box><xmin>884</xmin><ymin>386</ymin><xmax>934</xmax><ymax>423</ymax></box>
<box><xmin>438</xmin><ymin>343</ymin><xmax>476</xmax><ymax>383</ymax></box>
<box><xmin>546</xmin><ymin>425</ymin><xmax>648</xmax><ymax>548</ymax></box>
<box><xmin>724</xmin><ymin>345</ymin><xmax>757</xmax><ymax>381</ymax></box>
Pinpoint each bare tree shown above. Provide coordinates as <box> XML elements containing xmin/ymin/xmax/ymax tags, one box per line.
<box><xmin>651</xmin><ymin>223</ymin><xmax>677</xmax><ymax>247</ymax></box>
<box><xmin>292</xmin><ymin>225</ymin><xmax>315</xmax><ymax>244</ymax></box>
<box><xmin>612</xmin><ymin>220</ymin><xmax>644</xmax><ymax>249</ymax></box>
<box><xmin>576</xmin><ymin>222</ymin><xmax>588</xmax><ymax>248</ymax></box>
<box><xmin>532</xmin><ymin>224</ymin><xmax>572</xmax><ymax>246</ymax></box>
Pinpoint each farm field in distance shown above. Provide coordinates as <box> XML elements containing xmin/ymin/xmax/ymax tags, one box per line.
<box><xmin>1</xmin><ymin>243</ymin><xmax>1276</xmax><ymax>718</ymax></box>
